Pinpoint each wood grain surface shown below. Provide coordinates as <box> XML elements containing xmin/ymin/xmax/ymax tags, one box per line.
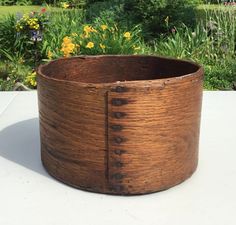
<box><xmin>37</xmin><ymin>55</ymin><xmax>204</xmax><ymax>195</ymax></box>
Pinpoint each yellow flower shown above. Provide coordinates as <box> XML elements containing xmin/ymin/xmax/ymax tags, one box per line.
<box><xmin>84</xmin><ymin>25</ymin><xmax>93</xmax><ymax>33</ymax></box>
<box><xmin>61</xmin><ymin>36</ymin><xmax>75</xmax><ymax>57</ymax></box>
<box><xmin>16</xmin><ymin>23</ymin><xmax>23</xmax><ymax>32</ymax></box>
<box><xmin>27</xmin><ymin>18</ymin><xmax>40</xmax><ymax>30</ymax></box>
<box><xmin>63</xmin><ymin>36</ymin><xmax>71</xmax><ymax>43</ymax></box>
<box><xmin>99</xmin><ymin>43</ymin><xmax>106</xmax><ymax>49</ymax></box>
<box><xmin>83</xmin><ymin>25</ymin><xmax>97</xmax><ymax>38</ymax></box>
<box><xmin>47</xmin><ymin>50</ymin><xmax>53</xmax><ymax>60</ymax></box>
<box><xmin>62</xmin><ymin>2</ymin><xmax>70</xmax><ymax>9</ymax></box>
<box><xmin>86</xmin><ymin>42</ymin><xmax>94</xmax><ymax>49</ymax></box>
<box><xmin>26</xmin><ymin>72</ymin><xmax>37</xmax><ymax>87</ymax></box>
<box><xmin>133</xmin><ymin>45</ymin><xmax>141</xmax><ymax>51</ymax></box>
<box><xmin>101</xmin><ymin>25</ymin><xmax>108</xmax><ymax>31</ymax></box>
<box><xmin>23</xmin><ymin>14</ymin><xmax>29</xmax><ymax>21</ymax></box>
<box><xmin>34</xmin><ymin>24</ymin><xmax>40</xmax><ymax>30</ymax></box>
<box><xmin>124</xmin><ymin>32</ymin><xmax>131</xmax><ymax>40</ymax></box>
<box><xmin>31</xmin><ymin>80</ymin><xmax>37</xmax><ymax>87</ymax></box>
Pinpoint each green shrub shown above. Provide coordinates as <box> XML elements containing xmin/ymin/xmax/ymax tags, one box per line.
<box><xmin>0</xmin><ymin>14</ymin><xmax>28</xmax><ymax>59</ymax></box>
<box><xmin>0</xmin><ymin>9</ymin><xmax>50</xmax><ymax>64</ymax></box>
<box><xmin>204</xmin><ymin>1</ymin><xmax>224</xmax><ymax>3</ymax></box>
<box><xmin>0</xmin><ymin>0</ymin><xmax>16</xmax><ymax>5</ymax></box>
<box><xmin>129</xmin><ymin>0</ymin><xmax>203</xmax><ymax>36</ymax></box>
<box><xmin>85</xmin><ymin>0</ymin><xmax>129</xmax><ymax>26</ymax></box>
<box><xmin>0</xmin><ymin>0</ymin><xmax>86</xmax><ymax>6</ymax></box>
<box><xmin>86</xmin><ymin>0</ymin><xmax>203</xmax><ymax>39</ymax></box>
<box><xmin>0</xmin><ymin>59</ymin><xmax>32</xmax><ymax>91</ymax></box>
<box><xmin>154</xmin><ymin>20</ymin><xmax>236</xmax><ymax>90</ymax></box>
<box><xmin>155</xmin><ymin>2</ymin><xmax>236</xmax><ymax>90</ymax></box>
<box><xmin>0</xmin><ymin>0</ymin><xmax>32</xmax><ymax>6</ymax></box>
<box><xmin>155</xmin><ymin>25</ymin><xmax>209</xmax><ymax>61</ymax></box>
<box><xmin>204</xmin><ymin>60</ymin><xmax>236</xmax><ymax>90</ymax></box>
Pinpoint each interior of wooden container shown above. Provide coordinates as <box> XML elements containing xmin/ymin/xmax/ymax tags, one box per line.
<box><xmin>40</xmin><ymin>56</ymin><xmax>201</xmax><ymax>83</ymax></box>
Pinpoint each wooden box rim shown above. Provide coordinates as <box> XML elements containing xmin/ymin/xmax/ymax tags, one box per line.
<box><xmin>37</xmin><ymin>55</ymin><xmax>204</xmax><ymax>89</ymax></box>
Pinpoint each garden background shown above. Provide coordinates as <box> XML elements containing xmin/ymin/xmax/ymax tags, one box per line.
<box><xmin>0</xmin><ymin>0</ymin><xmax>235</xmax><ymax>91</ymax></box>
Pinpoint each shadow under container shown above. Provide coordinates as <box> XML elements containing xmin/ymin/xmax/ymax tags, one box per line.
<box><xmin>37</xmin><ymin>55</ymin><xmax>204</xmax><ymax>195</ymax></box>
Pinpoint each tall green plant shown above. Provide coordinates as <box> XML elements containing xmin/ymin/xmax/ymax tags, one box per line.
<box><xmin>155</xmin><ymin>17</ymin><xmax>236</xmax><ymax>89</ymax></box>
<box><xmin>41</xmin><ymin>9</ymin><xmax>85</xmax><ymax>58</ymax></box>
<box><xmin>0</xmin><ymin>15</ymin><xmax>29</xmax><ymax>60</ymax></box>
<box><xmin>0</xmin><ymin>15</ymin><xmax>20</xmax><ymax>57</ymax></box>
<box><xmin>204</xmin><ymin>6</ymin><xmax>236</xmax><ymax>58</ymax></box>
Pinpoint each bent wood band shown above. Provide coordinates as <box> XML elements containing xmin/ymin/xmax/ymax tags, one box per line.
<box><xmin>37</xmin><ymin>55</ymin><xmax>204</xmax><ymax>195</ymax></box>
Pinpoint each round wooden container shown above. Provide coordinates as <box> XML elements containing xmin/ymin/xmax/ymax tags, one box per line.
<box><xmin>37</xmin><ymin>55</ymin><xmax>204</xmax><ymax>195</ymax></box>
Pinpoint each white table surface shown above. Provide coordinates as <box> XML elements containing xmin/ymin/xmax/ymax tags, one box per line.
<box><xmin>0</xmin><ymin>91</ymin><xmax>235</xmax><ymax>225</ymax></box>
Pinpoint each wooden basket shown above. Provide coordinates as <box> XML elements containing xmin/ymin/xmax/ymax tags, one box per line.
<box><xmin>37</xmin><ymin>55</ymin><xmax>204</xmax><ymax>195</ymax></box>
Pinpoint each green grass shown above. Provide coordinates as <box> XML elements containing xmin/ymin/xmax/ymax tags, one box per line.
<box><xmin>197</xmin><ymin>4</ymin><xmax>236</xmax><ymax>12</ymax></box>
<box><xmin>0</xmin><ymin>5</ymin><xmax>63</xmax><ymax>17</ymax></box>
<box><xmin>196</xmin><ymin>4</ymin><xmax>236</xmax><ymax>21</ymax></box>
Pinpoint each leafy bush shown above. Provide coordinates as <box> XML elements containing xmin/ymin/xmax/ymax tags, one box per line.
<box><xmin>125</xmin><ymin>0</ymin><xmax>203</xmax><ymax>37</ymax></box>
<box><xmin>154</xmin><ymin>18</ymin><xmax>236</xmax><ymax>89</ymax></box>
<box><xmin>43</xmin><ymin>18</ymin><xmax>145</xmax><ymax>59</ymax></box>
<box><xmin>85</xmin><ymin>0</ymin><xmax>129</xmax><ymax>26</ymax></box>
<box><xmin>0</xmin><ymin>8</ymin><xmax>50</xmax><ymax>64</ymax></box>
<box><xmin>205</xmin><ymin>0</ymin><xmax>225</xmax><ymax>3</ymax></box>
<box><xmin>0</xmin><ymin>0</ymin><xmax>32</xmax><ymax>6</ymax></box>
<box><xmin>204</xmin><ymin>61</ymin><xmax>236</xmax><ymax>90</ymax></box>
<box><xmin>0</xmin><ymin>0</ymin><xmax>86</xmax><ymax>6</ymax></box>
<box><xmin>0</xmin><ymin>15</ymin><xmax>17</xmax><ymax>55</ymax></box>
<box><xmin>86</xmin><ymin>0</ymin><xmax>203</xmax><ymax>39</ymax></box>
<box><xmin>155</xmin><ymin>25</ymin><xmax>209</xmax><ymax>61</ymax></box>
<box><xmin>0</xmin><ymin>58</ymin><xmax>32</xmax><ymax>91</ymax></box>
